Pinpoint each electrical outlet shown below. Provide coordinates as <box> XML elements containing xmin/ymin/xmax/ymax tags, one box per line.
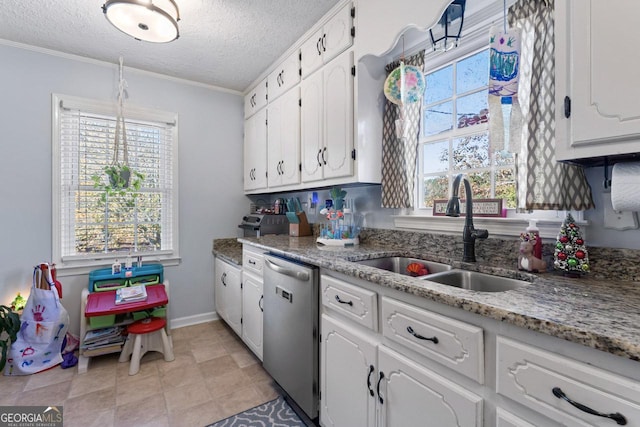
<box><xmin>603</xmin><ymin>192</ymin><xmax>638</xmax><ymax>230</ymax></box>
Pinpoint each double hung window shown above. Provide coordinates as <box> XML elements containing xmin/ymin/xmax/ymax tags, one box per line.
<box><xmin>418</xmin><ymin>46</ymin><xmax>516</xmax><ymax>210</ymax></box>
<box><xmin>52</xmin><ymin>94</ymin><xmax>179</xmax><ymax>269</ymax></box>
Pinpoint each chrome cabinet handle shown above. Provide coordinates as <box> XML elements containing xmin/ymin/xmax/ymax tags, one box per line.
<box><xmin>334</xmin><ymin>295</ymin><xmax>353</xmax><ymax>306</ymax></box>
<box><xmin>221</xmin><ymin>272</ymin><xmax>227</xmax><ymax>286</ymax></box>
<box><xmin>322</xmin><ymin>33</ymin><xmax>326</xmax><ymax>52</ymax></box>
<box><xmin>322</xmin><ymin>147</ymin><xmax>327</xmax><ymax>165</ymax></box>
<box><xmin>317</xmin><ymin>149</ymin><xmax>322</xmax><ymax>167</ymax></box>
<box><xmin>406</xmin><ymin>326</ymin><xmax>438</xmax><ymax>344</ymax></box>
<box><xmin>259</xmin><ymin>295</ymin><xmax>263</xmax><ymax>312</ymax></box>
<box><xmin>552</xmin><ymin>387</ymin><xmax>627</xmax><ymax>425</ymax></box>
<box><xmin>316</xmin><ymin>37</ymin><xmax>322</xmax><ymax>55</ymax></box>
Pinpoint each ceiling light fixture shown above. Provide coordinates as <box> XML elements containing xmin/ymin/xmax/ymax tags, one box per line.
<box><xmin>102</xmin><ymin>0</ymin><xmax>180</xmax><ymax>43</ymax></box>
<box><xmin>429</xmin><ymin>0</ymin><xmax>466</xmax><ymax>52</ymax></box>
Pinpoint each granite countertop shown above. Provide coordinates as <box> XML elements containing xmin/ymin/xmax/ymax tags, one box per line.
<box><xmin>220</xmin><ymin>235</ymin><xmax>640</xmax><ymax>363</ymax></box>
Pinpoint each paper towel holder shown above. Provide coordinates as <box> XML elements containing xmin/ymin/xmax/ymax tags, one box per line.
<box><xmin>603</xmin><ymin>157</ymin><xmax>612</xmax><ymax>190</ymax></box>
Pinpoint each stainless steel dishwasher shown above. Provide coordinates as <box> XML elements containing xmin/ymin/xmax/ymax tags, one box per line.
<box><xmin>263</xmin><ymin>253</ymin><xmax>319</xmax><ymax>420</ymax></box>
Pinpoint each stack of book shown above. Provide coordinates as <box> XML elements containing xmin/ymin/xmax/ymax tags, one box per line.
<box><xmin>81</xmin><ymin>326</ymin><xmax>125</xmax><ymax>357</ymax></box>
<box><xmin>115</xmin><ymin>284</ymin><xmax>148</xmax><ymax>305</ymax></box>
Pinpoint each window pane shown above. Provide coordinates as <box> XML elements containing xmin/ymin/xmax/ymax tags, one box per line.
<box><xmin>425</xmin><ymin>65</ymin><xmax>453</xmax><ymax>104</ymax></box>
<box><xmin>496</xmin><ymin>168</ymin><xmax>517</xmax><ymax>208</ymax></box>
<box><xmin>494</xmin><ymin>150</ymin><xmax>515</xmax><ymax>166</ymax></box>
<box><xmin>424</xmin><ymin>101</ymin><xmax>453</xmax><ymax>137</ymax></box>
<box><xmin>422</xmin><ymin>176</ymin><xmax>449</xmax><ymax>208</ymax></box>
<box><xmin>466</xmin><ymin>171</ymin><xmax>491</xmax><ymax>199</ymax></box>
<box><xmin>137</xmin><ymin>224</ymin><xmax>161</xmax><ymax>251</ymax></box>
<box><xmin>423</xmin><ymin>140</ymin><xmax>449</xmax><ymax>174</ymax></box>
<box><xmin>457</xmin><ymin>90</ymin><xmax>489</xmax><ymax>129</ymax></box>
<box><xmin>452</xmin><ymin>133</ymin><xmax>489</xmax><ymax>170</ymax></box>
<box><xmin>457</xmin><ymin>50</ymin><xmax>489</xmax><ymax>94</ymax></box>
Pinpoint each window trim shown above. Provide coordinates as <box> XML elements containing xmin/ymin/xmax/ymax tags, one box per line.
<box><xmin>51</xmin><ymin>93</ymin><xmax>180</xmax><ymax>276</ymax></box>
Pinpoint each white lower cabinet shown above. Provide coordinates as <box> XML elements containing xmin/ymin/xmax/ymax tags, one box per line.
<box><xmin>321</xmin><ymin>314</ymin><xmax>377</xmax><ymax>427</ymax></box>
<box><xmin>241</xmin><ymin>246</ymin><xmax>266</xmax><ymax>360</ymax></box>
<box><xmin>241</xmin><ymin>272</ymin><xmax>263</xmax><ymax>360</ymax></box>
<box><xmin>320</xmin><ymin>273</ymin><xmax>483</xmax><ymax>427</ymax></box>
<box><xmin>378</xmin><ymin>344</ymin><xmax>483</xmax><ymax>427</ymax></box>
<box><xmin>497</xmin><ymin>336</ymin><xmax>640</xmax><ymax>426</ymax></box>
<box><xmin>214</xmin><ymin>257</ymin><xmax>242</xmax><ymax>336</ymax></box>
<box><xmin>495</xmin><ymin>408</ymin><xmax>537</xmax><ymax>427</ymax></box>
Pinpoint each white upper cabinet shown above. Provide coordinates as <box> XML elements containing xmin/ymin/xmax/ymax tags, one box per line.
<box><xmin>267</xmin><ymin>87</ymin><xmax>301</xmax><ymax>187</ymax></box>
<box><xmin>244</xmin><ymin>108</ymin><xmax>268</xmax><ymax>191</ymax></box>
<box><xmin>555</xmin><ymin>0</ymin><xmax>640</xmax><ymax>161</ymax></box>
<box><xmin>301</xmin><ymin>50</ymin><xmax>354</xmax><ymax>183</ymax></box>
<box><xmin>267</xmin><ymin>50</ymin><xmax>301</xmax><ymax>103</ymax></box>
<box><xmin>301</xmin><ymin>2</ymin><xmax>354</xmax><ymax>78</ymax></box>
<box><xmin>243</xmin><ymin>78</ymin><xmax>267</xmax><ymax>119</ymax></box>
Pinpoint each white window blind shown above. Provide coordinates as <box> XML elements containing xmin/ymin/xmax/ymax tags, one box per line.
<box><xmin>53</xmin><ymin>94</ymin><xmax>178</xmax><ymax>267</ymax></box>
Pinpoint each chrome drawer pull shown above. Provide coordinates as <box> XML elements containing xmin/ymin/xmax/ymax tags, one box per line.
<box><xmin>552</xmin><ymin>387</ymin><xmax>627</xmax><ymax>425</ymax></box>
<box><xmin>406</xmin><ymin>326</ymin><xmax>439</xmax><ymax>344</ymax></box>
<box><xmin>335</xmin><ymin>295</ymin><xmax>353</xmax><ymax>306</ymax></box>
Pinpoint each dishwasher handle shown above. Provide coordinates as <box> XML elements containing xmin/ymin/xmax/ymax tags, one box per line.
<box><xmin>265</xmin><ymin>258</ymin><xmax>310</xmax><ymax>281</ymax></box>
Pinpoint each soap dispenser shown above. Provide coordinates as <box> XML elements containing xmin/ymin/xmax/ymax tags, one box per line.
<box><xmin>526</xmin><ymin>219</ymin><xmax>542</xmax><ymax>259</ymax></box>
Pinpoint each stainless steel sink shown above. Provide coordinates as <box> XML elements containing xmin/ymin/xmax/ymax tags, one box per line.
<box><xmin>354</xmin><ymin>257</ymin><xmax>451</xmax><ymax>276</ymax></box>
<box><xmin>424</xmin><ymin>269</ymin><xmax>527</xmax><ymax>292</ymax></box>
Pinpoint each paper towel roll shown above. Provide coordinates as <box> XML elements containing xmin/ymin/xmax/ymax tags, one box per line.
<box><xmin>611</xmin><ymin>162</ymin><xmax>640</xmax><ymax>211</ymax></box>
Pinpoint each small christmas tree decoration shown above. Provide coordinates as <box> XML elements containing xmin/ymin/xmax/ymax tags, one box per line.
<box><xmin>554</xmin><ymin>213</ymin><xmax>589</xmax><ymax>276</ymax></box>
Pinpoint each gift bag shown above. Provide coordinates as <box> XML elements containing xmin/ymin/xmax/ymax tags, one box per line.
<box><xmin>4</xmin><ymin>265</ymin><xmax>69</xmax><ymax>376</ymax></box>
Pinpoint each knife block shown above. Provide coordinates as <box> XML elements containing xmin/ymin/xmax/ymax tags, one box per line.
<box><xmin>289</xmin><ymin>212</ymin><xmax>312</xmax><ymax>237</ymax></box>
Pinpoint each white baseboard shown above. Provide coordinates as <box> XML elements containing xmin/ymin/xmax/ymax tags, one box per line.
<box><xmin>169</xmin><ymin>311</ymin><xmax>220</xmax><ymax>330</ymax></box>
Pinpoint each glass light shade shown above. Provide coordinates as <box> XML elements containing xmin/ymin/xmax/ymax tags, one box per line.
<box><xmin>429</xmin><ymin>0</ymin><xmax>465</xmax><ymax>52</ymax></box>
<box><xmin>103</xmin><ymin>0</ymin><xmax>180</xmax><ymax>43</ymax></box>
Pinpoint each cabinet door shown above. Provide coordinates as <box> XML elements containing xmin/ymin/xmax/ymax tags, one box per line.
<box><xmin>244</xmin><ymin>108</ymin><xmax>268</xmax><ymax>191</ymax></box>
<box><xmin>224</xmin><ymin>262</ymin><xmax>242</xmax><ymax>336</ymax></box>
<box><xmin>214</xmin><ymin>257</ymin><xmax>227</xmax><ymax>321</ymax></box>
<box><xmin>323</xmin><ymin>3</ymin><xmax>354</xmax><ymax>64</ymax></box>
<box><xmin>323</xmin><ymin>51</ymin><xmax>354</xmax><ymax>180</ymax></box>
<box><xmin>301</xmin><ymin>70</ymin><xmax>324</xmax><ymax>183</ymax></box>
<box><xmin>301</xmin><ymin>29</ymin><xmax>325</xmax><ymax>78</ymax></box>
<box><xmin>242</xmin><ymin>273</ymin><xmax>263</xmax><ymax>360</ymax></box>
<box><xmin>268</xmin><ymin>50</ymin><xmax>301</xmax><ymax>102</ymax></box>
<box><xmin>378</xmin><ymin>345</ymin><xmax>483</xmax><ymax>427</ymax></box>
<box><xmin>244</xmin><ymin>78</ymin><xmax>268</xmax><ymax>119</ymax></box>
<box><xmin>320</xmin><ymin>314</ymin><xmax>377</xmax><ymax>427</ymax></box>
<box><xmin>267</xmin><ymin>87</ymin><xmax>301</xmax><ymax>187</ymax></box>
<box><xmin>556</xmin><ymin>0</ymin><xmax>640</xmax><ymax>161</ymax></box>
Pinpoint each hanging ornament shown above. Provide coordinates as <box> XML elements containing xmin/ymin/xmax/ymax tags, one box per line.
<box><xmin>383</xmin><ymin>36</ymin><xmax>425</xmax><ymax>140</ymax></box>
<box><xmin>488</xmin><ymin>0</ymin><xmax>522</xmax><ymax>157</ymax></box>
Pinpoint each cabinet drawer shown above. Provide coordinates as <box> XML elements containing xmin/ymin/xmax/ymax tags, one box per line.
<box><xmin>321</xmin><ymin>275</ymin><xmax>377</xmax><ymax>331</ymax></box>
<box><xmin>497</xmin><ymin>336</ymin><xmax>640</xmax><ymax>426</ymax></box>
<box><xmin>242</xmin><ymin>247</ymin><xmax>265</xmax><ymax>277</ymax></box>
<box><xmin>381</xmin><ymin>297</ymin><xmax>484</xmax><ymax>383</ymax></box>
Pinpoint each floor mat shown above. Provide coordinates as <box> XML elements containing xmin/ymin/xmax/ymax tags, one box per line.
<box><xmin>206</xmin><ymin>396</ymin><xmax>307</xmax><ymax>427</ymax></box>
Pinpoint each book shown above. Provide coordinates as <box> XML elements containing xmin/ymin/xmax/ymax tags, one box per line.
<box><xmin>115</xmin><ymin>285</ymin><xmax>147</xmax><ymax>305</ymax></box>
<box><xmin>83</xmin><ymin>326</ymin><xmax>123</xmax><ymax>345</ymax></box>
<box><xmin>82</xmin><ymin>343</ymin><xmax>124</xmax><ymax>357</ymax></box>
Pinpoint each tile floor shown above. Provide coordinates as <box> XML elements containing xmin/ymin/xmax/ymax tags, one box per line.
<box><xmin>0</xmin><ymin>320</ymin><xmax>280</xmax><ymax>427</ymax></box>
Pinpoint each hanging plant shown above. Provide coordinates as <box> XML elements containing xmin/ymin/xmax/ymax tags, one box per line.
<box><xmin>91</xmin><ymin>57</ymin><xmax>144</xmax><ymax>200</ymax></box>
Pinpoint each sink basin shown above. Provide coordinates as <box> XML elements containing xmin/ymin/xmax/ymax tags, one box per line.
<box><xmin>424</xmin><ymin>269</ymin><xmax>527</xmax><ymax>292</ymax></box>
<box><xmin>354</xmin><ymin>257</ymin><xmax>451</xmax><ymax>276</ymax></box>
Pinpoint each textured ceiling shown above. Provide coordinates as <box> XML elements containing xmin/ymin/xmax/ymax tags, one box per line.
<box><xmin>0</xmin><ymin>0</ymin><xmax>341</xmax><ymax>92</ymax></box>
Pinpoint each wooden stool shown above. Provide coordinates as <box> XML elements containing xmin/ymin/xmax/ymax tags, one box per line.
<box><xmin>119</xmin><ymin>317</ymin><xmax>174</xmax><ymax>375</ymax></box>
